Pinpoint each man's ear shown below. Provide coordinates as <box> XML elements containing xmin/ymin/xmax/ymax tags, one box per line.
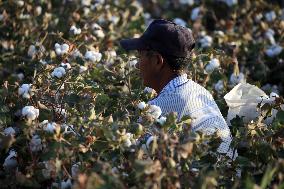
<box><xmin>155</xmin><ymin>53</ymin><xmax>164</xmax><ymax>70</ymax></box>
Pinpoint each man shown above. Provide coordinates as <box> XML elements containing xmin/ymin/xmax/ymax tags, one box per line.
<box><xmin>120</xmin><ymin>19</ymin><xmax>236</xmax><ymax>159</ymax></box>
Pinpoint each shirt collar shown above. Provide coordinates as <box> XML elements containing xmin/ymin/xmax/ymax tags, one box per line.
<box><xmin>159</xmin><ymin>73</ymin><xmax>189</xmax><ymax>95</ymax></box>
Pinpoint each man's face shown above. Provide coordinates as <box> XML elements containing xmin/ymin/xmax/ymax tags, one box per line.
<box><xmin>137</xmin><ymin>50</ymin><xmax>157</xmax><ymax>87</ymax></box>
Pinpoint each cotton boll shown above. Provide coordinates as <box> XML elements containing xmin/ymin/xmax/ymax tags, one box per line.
<box><xmin>70</xmin><ymin>25</ymin><xmax>81</xmax><ymax>35</ymax></box>
<box><xmin>72</xmin><ymin>162</ymin><xmax>81</xmax><ymax>178</ymax></box>
<box><xmin>214</xmin><ymin>80</ymin><xmax>224</xmax><ymax>93</ymax></box>
<box><xmin>44</xmin><ymin>122</ymin><xmax>58</xmax><ymax>133</ymax></box>
<box><xmin>265</xmin><ymin>45</ymin><xmax>283</xmax><ymax>57</ymax></box>
<box><xmin>79</xmin><ymin>66</ymin><xmax>88</xmax><ymax>73</ymax></box>
<box><xmin>3</xmin><ymin>150</ymin><xmax>17</xmax><ymax>171</ymax></box>
<box><xmin>129</xmin><ymin>59</ymin><xmax>138</xmax><ymax>68</ymax></box>
<box><xmin>191</xmin><ymin>7</ymin><xmax>200</xmax><ymax>21</ymax></box>
<box><xmin>35</xmin><ymin>6</ymin><xmax>42</xmax><ymax>16</ymax></box>
<box><xmin>22</xmin><ymin>106</ymin><xmax>39</xmax><ymax>121</ymax></box>
<box><xmin>179</xmin><ymin>0</ymin><xmax>194</xmax><ymax>5</ymax></box>
<box><xmin>146</xmin><ymin>136</ymin><xmax>155</xmax><ymax>149</ymax></box>
<box><xmin>144</xmin><ymin>87</ymin><xmax>155</xmax><ymax>94</ymax></box>
<box><xmin>60</xmin><ymin>62</ymin><xmax>71</xmax><ymax>70</ymax></box>
<box><xmin>265</xmin><ymin>29</ymin><xmax>275</xmax><ymax>45</ymax></box>
<box><xmin>156</xmin><ymin>116</ymin><xmax>167</xmax><ymax>125</ymax></box>
<box><xmin>137</xmin><ymin>101</ymin><xmax>147</xmax><ymax>110</ymax></box>
<box><xmin>28</xmin><ymin>45</ymin><xmax>36</xmax><ymax>57</ymax></box>
<box><xmin>147</xmin><ymin>105</ymin><xmax>162</xmax><ymax>119</ymax></box>
<box><xmin>199</xmin><ymin>35</ymin><xmax>213</xmax><ymax>48</ymax></box>
<box><xmin>265</xmin><ymin>11</ymin><xmax>276</xmax><ymax>22</ymax></box>
<box><xmin>51</xmin><ymin>67</ymin><xmax>66</xmax><ymax>78</ymax></box>
<box><xmin>229</xmin><ymin>73</ymin><xmax>246</xmax><ymax>86</ymax></box>
<box><xmin>18</xmin><ymin>84</ymin><xmax>32</xmax><ymax>99</ymax></box>
<box><xmin>84</xmin><ymin>51</ymin><xmax>102</xmax><ymax>62</ymax></box>
<box><xmin>205</xmin><ymin>58</ymin><xmax>220</xmax><ymax>74</ymax></box>
<box><xmin>54</xmin><ymin>43</ymin><xmax>69</xmax><ymax>55</ymax></box>
<box><xmin>4</xmin><ymin>127</ymin><xmax>16</xmax><ymax>136</ymax></box>
<box><xmin>173</xmin><ymin>18</ymin><xmax>187</xmax><ymax>27</ymax></box>
<box><xmin>29</xmin><ymin>135</ymin><xmax>43</xmax><ymax>152</ymax></box>
<box><xmin>61</xmin><ymin>179</ymin><xmax>72</xmax><ymax>189</ymax></box>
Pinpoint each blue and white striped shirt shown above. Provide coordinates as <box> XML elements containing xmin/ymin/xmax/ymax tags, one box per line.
<box><xmin>148</xmin><ymin>73</ymin><xmax>236</xmax><ymax>159</ymax></box>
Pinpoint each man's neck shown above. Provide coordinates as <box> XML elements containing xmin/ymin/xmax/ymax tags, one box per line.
<box><xmin>154</xmin><ymin>72</ymin><xmax>179</xmax><ymax>94</ymax></box>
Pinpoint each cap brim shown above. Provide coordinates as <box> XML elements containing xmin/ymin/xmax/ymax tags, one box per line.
<box><xmin>120</xmin><ymin>38</ymin><xmax>147</xmax><ymax>51</ymax></box>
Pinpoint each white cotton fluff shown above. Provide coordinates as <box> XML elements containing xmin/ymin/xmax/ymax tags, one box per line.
<box><xmin>18</xmin><ymin>84</ymin><xmax>32</xmax><ymax>99</ymax></box>
<box><xmin>4</xmin><ymin>127</ymin><xmax>16</xmax><ymax>136</ymax></box>
<box><xmin>123</xmin><ymin>133</ymin><xmax>134</xmax><ymax>147</ymax></box>
<box><xmin>129</xmin><ymin>59</ymin><xmax>138</xmax><ymax>68</ymax></box>
<box><xmin>44</xmin><ymin>122</ymin><xmax>57</xmax><ymax>133</ymax></box>
<box><xmin>51</xmin><ymin>67</ymin><xmax>66</xmax><ymax>78</ymax></box>
<box><xmin>84</xmin><ymin>51</ymin><xmax>102</xmax><ymax>62</ymax></box>
<box><xmin>265</xmin><ymin>29</ymin><xmax>276</xmax><ymax>45</ymax></box>
<box><xmin>16</xmin><ymin>0</ymin><xmax>24</xmax><ymax>7</ymax></box>
<box><xmin>265</xmin><ymin>44</ymin><xmax>283</xmax><ymax>57</ymax></box>
<box><xmin>173</xmin><ymin>18</ymin><xmax>187</xmax><ymax>27</ymax></box>
<box><xmin>60</xmin><ymin>62</ymin><xmax>71</xmax><ymax>70</ymax></box>
<box><xmin>22</xmin><ymin>106</ymin><xmax>39</xmax><ymax>121</ymax></box>
<box><xmin>265</xmin><ymin>11</ymin><xmax>276</xmax><ymax>22</ymax></box>
<box><xmin>81</xmin><ymin>0</ymin><xmax>91</xmax><ymax>6</ymax></box>
<box><xmin>71</xmin><ymin>162</ymin><xmax>81</xmax><ymax>178</ymax></box>
<box><xmin>35</xmin><ymin>6</ymin><xmax>42</xmax><ymax>16</ymax></box>
<box><xmin>29</xmin><ymin>135</ymin><xmax>43</xmax><ymax>152</ymax></box>
<box><xmin>146</xmin><ymin>136</ymin><xmax>155</xmax><ymax>149</ymax></box>
<box><xmin>214</xmin><ymin>80</ymin><xmax>224</xmax><ymax>93</ymax></box>
<box><xmin>156</xmin><ymin>116</ymin><xmax>167</xmax><ymax>125</ymax></box>
<box><xmin>147</xmin><ymin>105</ymin><xmax>162</xmax><ymax>120</ymax></box>
<box><xmin>70</xmin><ymin>25</ymin><xmax>81</xmax><ymax>35</ymax></box>
<box><xmin>137</xmin><ymin>102</ymin><xmax>147</xmax><ymax>110</ymax></box>
<box><xmin>54</xmin><ymin>43</ymin><xmax>69</xmax><ymax>56</ymax></box>
<box><xmin>79</xmin><ymin>66</ymin><xmax>88</xmax><ymax>73</ymax></box>
<box><xmin>3</xmin><ymin>150</ymin><xmax>17</xmax><ymax>171</ymax></box>
<box><xmin>28</xmin><ymin>45</ymin><xmax>36</xmax><ymax>57</ymax></box>
<box><xmin>111</xmin><ymin>15</ymin><xmax>120</xmax><ymax>25</ymax></box>
<box><xmin>191</xmin><ymin>7</ymin><xmax>200</xmax><ymax>21</ymax></box>
<box><xmin>229</xmin><ymin>73</ymin><xmax>246</xmax><ymax>86</ymax></box>
<box><xmin>92</xmin><ymin>23</ymin><xmax>105</xmax><ymax>38</ymax></box>
<box><xmin>144</xmin><ymin>87</ymin><xmax>155</xmax><ymax>94</ymax></box>
<box><xmin>205</xmin><ymin>58</ymin><xmax>220</xmax><ymax>74</ymax></box>
<box><xmin>200</xmin><ymin>35</ymin><xmax>213</xmax><ymax>48</ymax></box>
<box><xmin>60</xmin><ymin>179</ymin><xmax>72</xmax><ymax>189</ymax></box>
<box><xmin>179</xmin><ymin>0</ymin><xmax>194</xmax><ymax>5</ymax></box>
<box><xmin>220</xmin><ymin>0</ymin><xmax>237</xmax><ymax>6</ymax></box>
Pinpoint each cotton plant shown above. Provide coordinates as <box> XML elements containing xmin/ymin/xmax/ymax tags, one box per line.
<box><xmin>51</xmin><ymin>67</ymin><xmax>66</xmax><ymax>78</ymax></box>
<box><xmin>3</xmin><ymin>150</ymin><xmax>18</xmax><ymax>171</ymax></box>
<box><xmin>22</xmin><ymin>106</ymin><xmax>39</xmax><ymax>121</ymax></box>
<box><xmin>265</xmin><ymin>44</ymin><xmax>283</xmax><ymax>57</ymax></box>
<box><xmin>205</xmin><ymin>58</ymin><xmax>220</xmax><ymax>74</ymax></box>
<box><xmin>3</xmin><ymin>127</ymin><xmax>16</xmax><ymax>136</ymax></box>
<box><xmin>84</xmin><ymin>50</ymin><xmax>102</xmax><ymax>62</ymax></box>
<box><xmin>70</xmin><ymin>25</ymin><xmax>82</xmax><ymax>35</ymax></box>
<box><xmin>199</xmin><ymin>35</ymin><xmax>213</xmax><ymax>48</ymax></box>
<box><xmin>18</xmin><ymin>84</ymin><xmax>33</xmax><ymax>99</ymax></box>
<box><xmin>54</xmin><ymin>43</ymin><xmax>69</xmax><ymax>56</ymax></box>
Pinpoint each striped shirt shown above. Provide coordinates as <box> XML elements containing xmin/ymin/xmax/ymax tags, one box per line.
<box><xmin>148</xmin><ymin>73</ymin><xmax>237</xmax><ymax>159</ymax></box>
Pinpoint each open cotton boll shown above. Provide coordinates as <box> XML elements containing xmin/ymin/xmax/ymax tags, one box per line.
<box><xmin>29</xmin><ymin>135</ymin><xmax>43</xmax><ymax>152</ymax></box>
<box><xmin>51</xmin><ymin>67</ymin><xmax>66</xmax><ymax>78</ymax></box>
<box><xmin>191</xmin><ymin>7</ymin><xmax>200</xmax><ymax>21</ymax></box>
<box><xmin>3</xmin><ymin>150</ymin><xmax>17</xmax><ymax>171</ymax></box>
<box><xmin>84</xmin><ymin>51</ymin><xmax>102</xmax><ymax>62</ymax></box>
<box><xmin>44</xmin><ymin>122</ymin><xmax>58</xmax><ymax>133</ymax></box>
<box><xmin>60</xmin><ymin>62</ymin><xmax>71</xmax><ymax>70</ymax></box>
<box><xmin>72</xmin><ymin>162</ymin><xmax>81</xmax><ymax>178</ymax></box>
<box><xmin>179</xmin><ymin>0</ymin><xmax>194</xmax><ymax>5</ymax></box>
<box><xmin>219</xmin><ymin>0</ymin><xmax>237</xmax><ymax>6</ymax></box>
<box><xmin>18</xmin><ymin>84</ymin><xmax>32</xmax><ymax>99</ymax></box>
<box><xmin>70</xmin><ymin>25</ymin><xmax>81</xmax><ymax>35</ymax></box>
<box><xmin>22</xmin><ymin>106</ymin><xmax>39</xmax><ymax>121</ymax></box>
<box><xmin>54</xmin><ymin>43</ymin><xmax>69</xmax><ymax>55</ymax></box>
<box><xmin>265</xmin><ymin>11</ymin><xmax>276</xmax><ymax>22</ymax></box>
<box><xmin>147</xmin><ymin>105</ymin><xmax>162</xmax><ymax>120</ymax></box>
<box><xmin>265</xmin><ymin>29</ymin><xmax>276</xmax><ymax>45</ymax></box>
<box><xmin>229</xmin><ymin>72</ymin><xmax>246</xmax><ymax>86</ymax></box>
<box><xmin>205</xmin><ymin>58</ymin><xmax>220</xmax><ymax>74</ymax></box>
<box><xmin>60</xmin><ymin>179</ymin><xmax>72</xmax><ymax>189</ymax></box>
<box><xmin>79</xmin><ymin>66</ymin><xmax>88</xmax><ymax>73</ymax></box>
<box><xmin>173</xmin><ymin>18</ymin><xmax>187</xmax><ymax>27</ymax></box>
<box><xmin>28</xmin><ymin>45</ymin><xmax>36</xmax><ymax>57</ymax></box>
<box><xmin>199</xmin><ymin>35</ymin><xmax>213</xmax><ymax>48</ymax></box>
<box><xmin>265</xmin><ymin>44</ymin><xmax>283</xmax><ymax>57</ymax></box>
<box><xmin>144</xmin><ymin>87</ymin><xmax>155</xmax><ymax>94</ymax></box>
<box><xmin>156</xmin><ymin>116</ymin><xmax>167</xmax><ymax>125</ymax></box>
<box><xmin>137</xmin><ymin>101</ymin><xmax>147</xmax><ymax>110</ymax></box>
<box><xmin>214</xmin><ymin>80</ymin><xmax>224</xmax><ymax>93</ymax></box>
<box><xmin>4</xmin><ymin>127</ymin><xmax>16</xmax><ymax>136</ymax></box>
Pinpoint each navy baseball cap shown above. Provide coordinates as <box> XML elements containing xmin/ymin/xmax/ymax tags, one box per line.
<box><xmin>120</xmin><ymin>19</ymin><xmax>195</xmax><ymax>58</ymax></box>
